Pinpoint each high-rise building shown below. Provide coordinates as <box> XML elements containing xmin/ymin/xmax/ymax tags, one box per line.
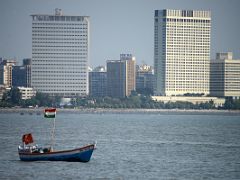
<box><xmin>210</xmin><ymin>52</ymin><xmax>240</xmax><ymax>98</ymax></box>
<box><xmin>12</xmin><ymin>58</ymin><xmax>32</xmax><ymax>87</ymax></box>
<box><xmin>107</xmin><ymin>54</ymin><xmax>136</xmax><ymax>98</ymax></box>
<box><xmin>31</xmin><ymin>9</ymin><xmax>89</xmax><ymax>97</ymax></box>
<box><xmin>89</xmin><ymin>66</ymin><xmax>107</xmax><ymax>97</ymax></box>
<box><xmin>136</xmin><ymin>64</ymin><xmax>154</xmax><ymax>94</ymax></box>
<box><xmin>0</xmin><ymin>59</ymin><xmax>16</xmax><ymax>87</ymax></box>
<box><xmin>154</xmin><ymin>9</ymin><xmax>211</xmax><ymax>96</ymax></box>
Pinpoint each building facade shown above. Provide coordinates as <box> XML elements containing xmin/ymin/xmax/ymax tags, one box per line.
<box><xmin>18</xmin><ymin>87</ymin><xmax>36</xmax><ymax>100</ymax></box>
<box><xmin>0</xmin><ymin>60</ymin><xmax>16</xmax><ymax>88</ymax></box>
<box><xmin>12</xmin><ymin>59</ymin><xmax>31</xmax><ymax>88</ymax></box>
<box><xmin>12</xmin><ymin>66</ymin><xmax>28</xmax><ymax>87</ymax></box>
<box><xmin>210</xmin><ymin>52</ymin><xmax>240</xmax><ymax>98</ymax></box>
<box><xmin>136</xmin><ymin>64</ymin><xmax>154</xmax><ymax>94</ymax></box>
<box><xmin>107</xmin><ymin>54</ymin><xmax>136</xmax><ymax>98</ymax></box>
<box><xmin>154</xmin><ymin>9</ymin><xmax>211</xmax><ymax>96</ymax></box>
<box><xmin>31</xmin><ymin>9</ymin><xmax>89</xmax><ymax>97</ymax></box>
<box><xmin>89</xmin><ymin>66</ymin><xmax>107</xmax><ymax>97</ymax></box>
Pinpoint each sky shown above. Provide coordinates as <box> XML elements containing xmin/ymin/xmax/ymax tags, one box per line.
<box><xmin>0</xmin><ymin>0</ymin><xmax>239</xmax><ymax>68</ymax></box>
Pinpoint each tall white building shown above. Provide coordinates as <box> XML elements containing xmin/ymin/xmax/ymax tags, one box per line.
<box><xmin>154</xmin><ymin>9</ymin><xmax>211</xmax><ymax>96</ymax></box>
<box><xmin>31</xmin><ymin>9</ymin><xmax>89</xmax><ymax>97</ymax></box>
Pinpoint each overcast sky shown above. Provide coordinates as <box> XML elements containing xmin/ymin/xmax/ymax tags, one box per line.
<box><xmin>0</xmin><ymin>0</ymin><xmax>239</xmax><ymax>68</ymax></box>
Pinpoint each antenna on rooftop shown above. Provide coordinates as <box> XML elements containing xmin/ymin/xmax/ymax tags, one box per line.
<box><xmin>55</xmin><ymin>8</ymin><xmax>63</xmax><ymax>16</ymax></box>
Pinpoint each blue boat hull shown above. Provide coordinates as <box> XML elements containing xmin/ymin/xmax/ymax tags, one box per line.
<box><xmin>19</xmin><ymin>144</ymin><xmax>95</xmax><ymax>162</ymax></box>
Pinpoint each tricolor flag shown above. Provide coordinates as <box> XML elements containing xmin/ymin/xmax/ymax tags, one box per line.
<box><xmin>44</xmin><ymin>108</ymin><xmax>56</xmax><ymax>118</ymax></box>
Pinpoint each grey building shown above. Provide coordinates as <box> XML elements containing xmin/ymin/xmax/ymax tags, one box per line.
<box><xmin>136</xmin><ymin>64</ymin><xmax>154</xmax><ymax>94</ymax></box>
<box><xmin>12</xmin><ymin>58</ymin><xmax>31</xmax><ymax>87</ymax></box>
<box><xmin>89</xmin><ymin>66</ymin><xmax>107</xmax><ymax>97</ymax></box>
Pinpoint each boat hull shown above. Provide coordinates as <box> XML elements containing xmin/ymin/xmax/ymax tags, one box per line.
<box><xmin>19</xmin><ymin>144</ymin><xmax>95</xmax><ymax>162</ymax></box>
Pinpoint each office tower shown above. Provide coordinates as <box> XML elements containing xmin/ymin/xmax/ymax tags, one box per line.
<box><xmin>31</xmin><ymin>9</ymin><xmax>89</xmax><ymax>97</ymax></box>
<box><xmin>107</xmin><ymin>54</ymin><xmax>136</xmax><ymax>98</ymax></box>
<box><xmin>12</xmin><ymin>66</ymin><xmax>28</xmax><ymax>87</ymax></box>
<box><xmin>12</xmin><ymin>58</ymin><xmax>32</xmax><ymax>87</ymax></box>
<box><xmin>23</xmin><ymin>58</ymin><xmax>32</xmax><ymax>87</ymax></box>
<box><xmin>136</xmin><ymin>64</ymin><xmax>154</xmax><ymax>94</ymax></box>
<box><xmin>154</xmin><ymin>9</ymin><xmax>211</xmax><ymax>96</ymax></box>
<box><xmin>210</xmin><ymin>52</ymin><xmax>240</xmax><ymax>98</ymax></box>
<box><xmin>89</xmin><ymin>66</ymin><xmax>107</xmax><ymax>97</ymax></box>
<box><xmin>0</xmin><ymin>59</ymin><xmax>16</xmax><ymax>87</ymax></box>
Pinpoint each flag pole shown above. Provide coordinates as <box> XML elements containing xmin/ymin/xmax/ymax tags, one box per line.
<box><xmin>51</xmin><ymin>117</ymin><xmax>56</xmax><ymax>152</ymax></box>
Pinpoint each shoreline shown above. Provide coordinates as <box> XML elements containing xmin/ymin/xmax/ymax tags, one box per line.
<box><xmin>0</xmin><ymin>107</ymin><xmax>240</xmax><ymax>115</ymax></box>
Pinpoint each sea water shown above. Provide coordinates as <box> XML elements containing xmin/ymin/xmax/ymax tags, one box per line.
<box><xmin>0</xmin><ymin>111</ymin><xmax>240</xmax><ymax>179</ymax></box>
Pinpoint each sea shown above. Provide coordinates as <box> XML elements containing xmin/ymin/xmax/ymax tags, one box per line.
<box><xmin>0</xmin><ymin>110</ymin><xmax>240</xmax><ymax>180</ymax></box>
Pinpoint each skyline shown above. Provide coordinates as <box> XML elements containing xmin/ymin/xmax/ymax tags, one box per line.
<box><xmin>0</xmin><ymin>0</ymin><xmax>240</xmax><ymax>68</ymax></box>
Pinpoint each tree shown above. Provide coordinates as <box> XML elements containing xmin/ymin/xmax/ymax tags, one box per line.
<box><xmin>10</xmin><ymin>87</ymin><xmax>22</xmax><ymax>104</ymax></box>
<box><xmin>224</xmin><ymin>98</ymin><xmax>234</xmax><ymax>110</ymax></box>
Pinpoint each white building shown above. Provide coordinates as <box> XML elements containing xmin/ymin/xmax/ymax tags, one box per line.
<box><xmin>0</xmin><ymin>60</ymin><xmax>16</xmax><ymax>88</ymax></box>
<box><xmin>210</xmin><ymin>52</ymin><xmax>240</xmax><ymax>98</ymax></box>
<box><xmin>154</xmin><ymin>9</ymin><xmax>211</xmax><ymax>96</ymax></box>
<box><xmin>18</xmin><ymin>87</ymin><xmax>36</xmax><ymax>100</ymax></box>
<box><xmin>31</xmin><ymin>9</ymin><xmax>89</xmax><ymax>97</ymax></box>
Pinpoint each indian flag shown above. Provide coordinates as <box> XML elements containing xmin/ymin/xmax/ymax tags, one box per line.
<box><xmin>44</xmin><ymin>108</ymin><xmax>56</xmax><ymax>118</ymax></box>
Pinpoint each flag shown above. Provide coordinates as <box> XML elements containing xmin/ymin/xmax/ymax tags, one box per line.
<box><xmin>22</xmin><ymin>133</ymin><xmax>33</xmax><ymax>145</ymax></box>
<box><xmin>44</xmin><ymin>108</ymin><xmax>56</xmax><ymax>118</ymax></box>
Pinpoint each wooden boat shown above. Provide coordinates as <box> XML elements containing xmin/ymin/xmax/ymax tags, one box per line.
<box><xmin>18</xmin><ymin>108</ymin><xmax>96</xmax><ymax>162</ymax></box>
<box><xmin>18</xmin><ymin>143</ymin><xmax>95</xmax><ymax>162</ymax></box>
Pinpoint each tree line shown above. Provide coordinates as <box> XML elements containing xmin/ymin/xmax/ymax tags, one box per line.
<box><xmin>1</xmin><ymin>88</ymin><xmax>240</xmax><ymax>110</ymax></box>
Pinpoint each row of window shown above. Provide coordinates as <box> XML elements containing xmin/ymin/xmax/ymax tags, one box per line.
<box><xmin>33</xmin><ymin>45</ymin><xmax>87</xmax><ymax>48</ymax></box>
<box><xmin>33</xmin><ymin>59</ymin><xmax>87</xmax><ymax>62</ymax></box>
<box><xmin>33</xmin><ymin>88</ymin><xmax>87</xmax><ymax>91</ymax></box>
<box><xmin>32</xmin><ymin>81</ymin><xmax>87</xmax><ymax>83</ymax></box>
<box><xmin>32</xmin><ymin>31</ymin><xmax>88</xmax><ymax>34</ymax></box>
<box><xmin>163</xmin><ymin>18</ymin><xmax>210</xmax><ymax>23</ymax></box>
<box><xmin>32</xmin><ymin>56</ymin><xmax>87</xmax><ymax>59</ymax></box>
<box><xmin>33</xmin><ymin>48</ymin><xmax>87</xmax><ymax>51</ymax></box>
<box><xmin>32</xmin><ymin>52</ymin><xmax>87</xmax><ymax>55</ymax></box>
<box><xmin>33</xmin><ymin>26</ymin><xmax>87</xmax><ymax>29</ymax></box>
<box><xmin>33</xmin><ymin>34</ymin><xmax>87</xmax><ymax>38</ymax></box>
<box><xmin>32</xmin><ymin>15</ymin><xmax>87</xmax><ymax>22</ymax></box>
<box><xmin>33</xmin><ymin>23</ymin><xmax>87</xmax><ymax>26</ymax></box>
<box><xmin>32</xmin><ymin>70</ymin><xmax>87</xmax><ymax>73</ymax></box>
<box><xmin>33</xmin><ymin>41</ymin><xmax>87</xmax><ymax>44</ymax></box>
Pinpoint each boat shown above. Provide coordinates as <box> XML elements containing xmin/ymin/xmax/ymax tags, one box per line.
<box><xmin>18</xmin><ymin>141</ymin><xmax>95</xmax><ymax>162</ymax></box>
<box><xmin>18</xmin><ymin>108</ymin><xmax>96</xmax><ymax>162</ymax></box>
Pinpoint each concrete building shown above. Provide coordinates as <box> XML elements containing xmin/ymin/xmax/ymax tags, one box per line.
<box><xmin>0</xmin><ymin>85</ymin><xmax>6</xmax><ymax>100</ymax></box>
<box><xmin>0</xmin><ymin>59</ymin><xmax>17</xmax><ymax>88</ymax></box>
<box><xmin>210</xmin><ymin>52</ymin><xmax>240</xmax><ymax>98</ymax></box>
<box><xmin>23</xmin><ymin>58</ymin><xmax>32</xmax><ymax>87</ymax></box>
<box><xmin>18</xmin><ymin>87</ymin><xmax>36</xmax><ymax>100</ymax></box>
<box><xmin>136</xmin><ymin>64</ymin><xmax>154</xmax><ymax>94</ymax></box>
<box><xmin>89</xmin><ymin>66</ymin><xmax>107</xmax><ymax>97</ymax></box>
<box><xmin>107</xmin><ymin>54</ymin><xmax>136</xmax><ymax>98</ymax></box>
<box><xmin>154</xmin><ymin>9</ymin><xmax>211</xmax><ymax>96</ymax></box>
<box><xmin>31</xmin><ymin>9</ymin><xmax>89</xmax><ymax>97</ymax></box>
<box><xmin>12</xmin><ymin>59</ymin><xmax>31</xmax><ymax>87</ymax></box>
